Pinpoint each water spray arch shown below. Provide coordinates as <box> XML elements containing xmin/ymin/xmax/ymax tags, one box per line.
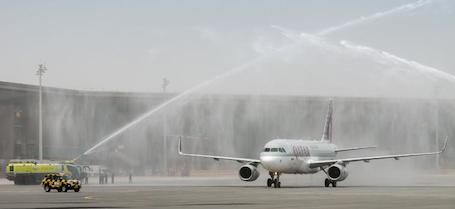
<box><xmin>75</xmin><ymin>0</ymin><xmax>442</xmax><ymax>162</ymax></box>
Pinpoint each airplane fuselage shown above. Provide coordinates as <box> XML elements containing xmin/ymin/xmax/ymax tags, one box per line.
<box><xmin>260</xmin><ymin>139</ymin><xmax>337</xmax><ymax>174</ymax></box>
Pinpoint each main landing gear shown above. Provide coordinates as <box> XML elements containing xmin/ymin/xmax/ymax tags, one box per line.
<box><xmin>267</xmin><ymin>172</ymin><xmax>281</xmax><ymax>188</ymax></box>
<box><xmin>324</xmin><ymin>178</ymin><xmax>337</xmax><ymax>187</ymax></box>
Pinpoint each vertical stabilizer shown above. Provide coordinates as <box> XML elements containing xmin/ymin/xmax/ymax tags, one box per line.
<box><xmin>321</xmin><ymin>100</ymin><xmax>333</xmax><ymax>142</ymax></box>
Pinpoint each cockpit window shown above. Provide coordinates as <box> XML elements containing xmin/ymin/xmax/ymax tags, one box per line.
<box><xmin>270</xmin><ymin>148</ymin><xmax>278</xmax><ymax>152</ymax></box>
<box><xmin>264</xmin><ymin>148</ymin><xmax>270</xmax><ymax>152</ymax></box>
<box><xmin>279</xmin><ymin>148</ymin><xmax>286</xmax><ymax>153</ymax></box>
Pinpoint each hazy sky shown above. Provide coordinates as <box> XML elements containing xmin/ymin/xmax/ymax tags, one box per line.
<box><xmin>1</xmin><ymin>0</ymin><xmax>454</xmax><ymax>96</ymax></box>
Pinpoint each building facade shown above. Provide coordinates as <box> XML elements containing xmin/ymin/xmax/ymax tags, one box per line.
<box><xmin>0</xmin><ymin>81</ymin><xmax>453</xmax><ymax>176</ymax></box>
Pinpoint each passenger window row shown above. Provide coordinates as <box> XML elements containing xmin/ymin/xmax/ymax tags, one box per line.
<box><xmin>263</xmin><ymin>147</ymin><xmax>286</xmax><ymax>153</ymax></box>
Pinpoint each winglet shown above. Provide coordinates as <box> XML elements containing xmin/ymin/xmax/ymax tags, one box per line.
<box><xmin>440</xmin><ymin>136</ymin><xmax>448</xmax><ymax>153</ymax></box>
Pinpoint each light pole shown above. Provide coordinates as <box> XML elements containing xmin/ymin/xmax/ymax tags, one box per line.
<box><xmin>162</xmin><ymin>78</ymin><xmax>170</xmax><ymax>175</ymax></box>
<box><xmin>431</xmin><ymin>84</ymin><xmax>441</xmax><ymax>170</ymax></box>
<box><xmin>36</xmin><ymin>64</ymin><xmax>47</xmax><ymax>160</ymax></box>
<box><xmin>434</xmin><ymin>101</ymin><xmax>440</xmax><ymax>170</ymax></box>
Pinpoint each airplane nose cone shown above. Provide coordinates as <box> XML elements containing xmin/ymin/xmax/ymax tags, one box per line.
<box><xmin>260</xmin><ymin>154</ymin><xmax>283</xmax><ymax>172</ymax></box>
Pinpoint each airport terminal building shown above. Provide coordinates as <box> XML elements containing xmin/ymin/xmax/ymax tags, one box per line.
<box><xmin>0</xmin><ymin>81</ymin><xmax>453</xmax><ymax>176</ymax></box>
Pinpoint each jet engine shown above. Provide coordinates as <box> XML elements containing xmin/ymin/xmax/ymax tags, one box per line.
<box><xmin>327</xmin><ymin>164</ymin><xmax>348</xmax><ymax>182</ymax></box>
<box><xmin>238</xmin><ymin>164</ymin><xmax>260</xmax><ymax>182</ymax></box>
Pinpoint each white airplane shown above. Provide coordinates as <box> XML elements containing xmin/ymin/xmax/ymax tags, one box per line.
<box><xmin>178</xmin><ymin>101</ymin><xmax>448</xmax><ymax>188</ymax></box>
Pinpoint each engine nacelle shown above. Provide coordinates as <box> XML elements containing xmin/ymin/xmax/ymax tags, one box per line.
<box><xmin>327</xmin><ymin>164</ymin><xmax>348</xmax><ymax>182</ymax></box>
<box><xmin>238</xmin><ymin>164</ymin><xmax>260</xmax><ymax>182</ymax></box>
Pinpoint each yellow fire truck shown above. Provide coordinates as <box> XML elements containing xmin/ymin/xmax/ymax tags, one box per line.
<box><xmin>5</xmin><ymin>160</ymin><xmax>82</xmax><ymax>185</ymax></box>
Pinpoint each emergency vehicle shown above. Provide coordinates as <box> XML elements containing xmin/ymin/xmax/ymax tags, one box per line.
<box><xmin>41</xmin><ymin>173</ymin><xmax>81</xmax><ymax>192</ymax></box>
<box><xmin>5</xmin><ymin>160</ymin><xmax>82</xmax><ymax>185</ymax></box>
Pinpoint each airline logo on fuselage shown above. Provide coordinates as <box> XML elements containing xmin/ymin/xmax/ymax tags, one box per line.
<box><xmin>292</xmin><ymin>146</ymin><xmax>310</xmax><ymax>157</ymax></box>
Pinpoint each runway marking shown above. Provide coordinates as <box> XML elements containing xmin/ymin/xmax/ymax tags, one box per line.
<box><xmin>84</xmin><ymin>196</ymin><xmax>95</xmax><ymax>200</ymax></box>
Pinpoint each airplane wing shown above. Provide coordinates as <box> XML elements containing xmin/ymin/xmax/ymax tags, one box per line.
<box><xmin>178</xmin><ymin>138</ymin><xmax>261</xmax><ymax>164</ymax></box>
<box><xmin>335</xmin><ymin>146</ymin><xmax>376</xmax><ymax>153</ymax></box>
<box><xmin>309</xmin><ymin>138</ymin><xmax>448</xmax><ymax>168</ymax></box>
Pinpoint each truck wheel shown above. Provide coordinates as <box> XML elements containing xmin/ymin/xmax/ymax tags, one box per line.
<box><xmin>62</xmin><ymin>185</ymin><xmax>68</xmax><ymax>192</ymax></box>
<box><xmin>74</xmin><ymin>188</ymin><xmax>80</xmax><ymax>192</ymax></box>
<box><xmin>44</xmin><ymin>185</ymin><xmax>51</xmax><ymax>192</ymax></box>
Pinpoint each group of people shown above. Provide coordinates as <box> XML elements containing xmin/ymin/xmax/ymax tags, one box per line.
<box><xmin>95</xmin><ymin>171</ymin><xmax>133</xmax><ymax>184</ymax></box>
<box><xmin>98</xmin><ymin>172</ymin><xmax>114</xmax><ymax>184</ymax></box>
<box><xmin>80</xmin><ymin>168</ymin><xmax>134</xmax><ymax>184</ymax></box>
<box><xmin>81</xmin><ymin>172</ymin><xmax>89</xmax><ymax>184</ymax></box>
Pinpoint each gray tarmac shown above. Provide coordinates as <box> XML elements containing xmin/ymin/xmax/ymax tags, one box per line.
<box><xmin>0</xmin><ymin>177</ymin><xmax>455</xmax><ymax>209</ymax></box>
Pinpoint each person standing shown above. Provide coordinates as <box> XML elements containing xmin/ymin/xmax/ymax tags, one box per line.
<box><xmin>84</xmin><ymin>172</ymin><xmax>89</xmax><ymax>184</ymax></box>
<box><xmin>128</xmin><ymin>172</ymin><xmax>133</xmax><ymax>184</ymax></box>
<box><xmin>99</xmin><ymin>172</ymin><xmax>103</xmax><ymax>184</ymax></box>
<box><xmin>104</xmin><ymin>172</ymin><xmax>108</xmax><ymax>184</ymax></box>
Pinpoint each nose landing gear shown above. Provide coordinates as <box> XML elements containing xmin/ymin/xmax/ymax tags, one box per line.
<box><xmin>267</xmin><ymin>172</ymin><xmax>281</xmax><ymax>188</ymax></box>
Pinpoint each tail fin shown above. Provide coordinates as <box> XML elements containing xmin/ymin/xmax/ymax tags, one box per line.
<box><xmin>321</xmin><ymin>100</ymin><xmax>333</xmax><ymax>142</ymax></box>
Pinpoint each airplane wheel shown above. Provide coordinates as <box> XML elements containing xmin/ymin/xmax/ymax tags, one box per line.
<box><xmin>273</xmin><ymin>179</ymin><xmax>278</xmax><ymax>188</ymax></box>
<box><xmin>324</xmin><ymin>179</ymin><xmax>330</xmax><ymax>187</ymax></box>
<box><xmin>332</xmin><ymin>182</ymin><xmax>337</xmax><ymax>187</ymax></box>
<box><xmin>277</xmin><ymin>182</ymin><xmax>281</xmax><ymax>188</ymax></box>
<box><xmin>267</xmin><ymin>179</ymin><xmax>273</xmax><ymax>187</ymax></box>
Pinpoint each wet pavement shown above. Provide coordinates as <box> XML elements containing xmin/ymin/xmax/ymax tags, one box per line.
<box><xmin>0</xmin><ymin>177</ymin><xmax>454</xmax><ymax>209</ymax></box>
